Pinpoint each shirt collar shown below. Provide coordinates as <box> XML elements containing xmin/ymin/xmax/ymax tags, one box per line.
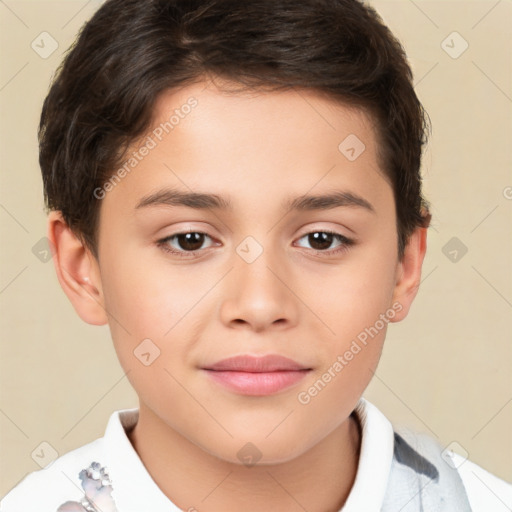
<box><xmin>102</xmin><ymin>397</ymin><xmax>394</xmax><ymax>512</ymax></box>
<box><xmin>340</xmin><ymin>397</ymin><xmax>395</xmax><ymax>511</ymax></box>
<box><xmin>103</xmin><ymin>407</ymin><xmax>181</xmax><ymax>511</ymax></box>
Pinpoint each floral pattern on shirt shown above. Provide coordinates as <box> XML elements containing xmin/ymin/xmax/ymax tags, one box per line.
<box><xmin>57</xmin><ymin>462</ymin><xmax>118</xmax><ymax>512</ymax></box>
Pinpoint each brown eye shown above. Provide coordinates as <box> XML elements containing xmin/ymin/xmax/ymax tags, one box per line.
<box><xmin>296</xmin><ymin>231</ymin><xmax>353</xmax><ymax>253</ymax></box>
<box><xmin>173</xmin><ymin>232</ymin><xmax>207</xmax><ymax>251</ymax></box>
<box><xmin>307</xmin><ymin>232</ymin><xmax>336</xmax><ymax>251</ymax></box>
<box><xmin>157</xmin><ymin>231</ymin><xmax>215</xmax><ymax>257</ymax></box>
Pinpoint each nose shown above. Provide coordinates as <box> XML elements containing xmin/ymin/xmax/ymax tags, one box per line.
<box><xmin>219</xmin><ymin>241</ymin><xmax>300</xmax><ymax>333</ymax></box>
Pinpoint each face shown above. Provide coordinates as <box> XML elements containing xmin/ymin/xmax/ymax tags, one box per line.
<box><xmin>62</xmin><ymin>80</ymin><xmax>422</xmax><ymax>464</ymax></box>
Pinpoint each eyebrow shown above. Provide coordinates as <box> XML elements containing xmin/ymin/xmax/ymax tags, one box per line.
<box><xmin>135</xmin><ymin>188</ymin><xmax>375</xmax><ymax>213</ymax></box>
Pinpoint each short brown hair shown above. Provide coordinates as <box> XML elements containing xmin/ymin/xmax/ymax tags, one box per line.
<box><xmin>39</xmin><ymin>0</ymin><xmax>431</xmax><ymax>259</ymax></box>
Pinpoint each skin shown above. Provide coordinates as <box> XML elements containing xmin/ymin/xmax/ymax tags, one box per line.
<box><xmin>48</xmin><ymin>78</ymin><xmax>427</xmax><ymax>511</ymax></box>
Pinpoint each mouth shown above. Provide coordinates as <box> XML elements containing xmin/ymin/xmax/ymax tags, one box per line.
<box><xmin>201</xmin><ymin>354</ymin><xmax>312</xmax><ymax>396</ymax></box>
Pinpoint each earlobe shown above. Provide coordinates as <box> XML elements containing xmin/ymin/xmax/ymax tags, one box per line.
<box><xmin>390</xmin><ymin>226</ymin><xmax>428</xmax><ymax>322</ymax></box>
<box><xmin>47</xmin><ymin>211</ymin><xmax>108</xmax><ymax>326</ymax></box>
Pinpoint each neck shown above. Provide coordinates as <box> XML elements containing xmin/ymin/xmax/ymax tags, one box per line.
<box><xmin>128</xmin><ymin>402</ymin><xmax>361</xmax><ymax>512</ymax></box>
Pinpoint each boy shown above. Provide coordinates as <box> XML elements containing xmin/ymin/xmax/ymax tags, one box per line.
<box><xmin>2</xmin><ymin>0</ymin><xmax>511</xmax><ymax>510</ymax></box>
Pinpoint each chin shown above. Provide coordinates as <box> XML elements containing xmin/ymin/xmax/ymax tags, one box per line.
<box><xmin>198</xmin><ymin>433</ymin><xmax>312</xmax><ymax>467</ymax></box>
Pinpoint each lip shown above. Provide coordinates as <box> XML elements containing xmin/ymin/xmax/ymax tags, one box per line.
<box><xmin>202</xmin><ymin>354</ymin><xmax>312</xmax><ymax>396</ymax></box>
<box><xmin>205</xmin><ymin>354</ymin><xmax>310</xmax><ymax>372</ymax></box>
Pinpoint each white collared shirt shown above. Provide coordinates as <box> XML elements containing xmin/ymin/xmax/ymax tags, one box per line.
<box><xmin>2</xmin><ymin>398</ymin><xmax>511</xmax><ymax>511</ymax></box>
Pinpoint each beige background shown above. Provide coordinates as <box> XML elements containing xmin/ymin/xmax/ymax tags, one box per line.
<box><xmin>1</xmin><ymin>0</ymin><xmax>511</xmax><ymax>498</ymax></box>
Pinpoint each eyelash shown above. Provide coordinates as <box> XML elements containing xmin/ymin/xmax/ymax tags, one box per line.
<box><xmin>156</xmin><ymin>229</ymin><xmax>355</xmax><ymax>259</ymax></box>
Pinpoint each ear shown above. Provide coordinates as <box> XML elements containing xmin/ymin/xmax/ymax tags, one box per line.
<box><xmin>390</xmin><ymin>226</ymin><xmax>428</xmax><ymax>322</ymax></box>
<box><xmin>47</xmin><ymin>210</ymin><xmax>108</xmax><ymax>326</ymax></box>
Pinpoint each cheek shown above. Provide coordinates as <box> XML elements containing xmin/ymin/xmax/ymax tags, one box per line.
<box><xmin>301</xmin><ymin>233</ymin><xmax>398</xmax><ymax>398</ymax></box>
<box><xmin>99</xmin><ymin>246</ymin><xmax>220</xmax><ymax>386</ymax></box>
<box><xmin>98</xmin><ymin>252</ymin><xmax>180</xmax><ymax>366</ymax></box>
<box><xmin>101</xmin><ymin>247</ymin><xmax>195</xmax><ymax>332</ymax></box>
<box><xmin>315</xmin><ymin>241</ymin><xmax>398</xmax><ymax>340</ymax></box>
<box><xmin>99</xmin><ymin>261</ymin><xmax>198</xmax><ymax>412</ymax></box>
<box><xmin>294</xmin><ymin>266</ymin><xmax>396</xmax><ymax>436</ymax></box>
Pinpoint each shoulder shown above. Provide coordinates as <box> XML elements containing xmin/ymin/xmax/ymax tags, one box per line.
<box><xmin>354</xmin><ymin>399</ymin><xmax>511</xmax><ymax>511</ymax></box>
<box><xmin>1</xmin><ymin>409</ymin><xmax>138</xmax><ymax>511</ymax></box>
<box><xmin>0</xmin><ymin>407</ymin><xmax>141</xmax><ymax>512</ymax></box>
<box><xmin>389</xmin><ymin>427</ymin><xmax>512</xmax><ymax>511</ymax></box>
<box><xmin>1</xmin><ymin>436</ymin><xmax>106</xmax><ymax>511</ymax></box>
<box><xmin>450</xmin><ymin>452</ymin><xmax>512</xmax><ymax>512</ymax></box>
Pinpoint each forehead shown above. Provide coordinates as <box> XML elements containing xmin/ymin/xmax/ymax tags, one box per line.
<box><xmin>99</xmin><ymin>80</ymin><xmax>392</xmax><ymax>222</ymax></box>
<box><xmin>149</xmin><ymin>80</ymin><xmax>378</xmax><ymax>157</ymax></box>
